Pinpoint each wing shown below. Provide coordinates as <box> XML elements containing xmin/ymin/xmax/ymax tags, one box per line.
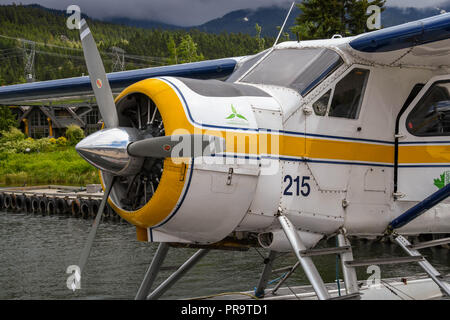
<box><xmin>344</xmin><ymin>13</ymin><xmax>450</xmax><ymax>69</ymax></box>
<box><xmin>0</xmin><ymin>57</ymin><xmax>241</xmax><ymax>104</ymax></box>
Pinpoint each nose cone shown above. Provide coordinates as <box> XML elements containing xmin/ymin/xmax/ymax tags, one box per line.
<box><xmin>76</xmin><ymin>127</ymin><xmax>143</xmax><ymax>176</ymax></box>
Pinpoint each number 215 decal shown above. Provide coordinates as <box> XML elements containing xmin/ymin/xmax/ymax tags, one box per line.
<box><xmin>283</xmin><ymin>175</ymin><xmax>311</xmax><ymax>197</ymax></box>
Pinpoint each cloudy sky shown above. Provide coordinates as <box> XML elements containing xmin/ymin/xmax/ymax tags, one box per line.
<box><xmin>0</xmin><ymin>0</ymin><xmax>448</xmax><ymax>26</ymax></box>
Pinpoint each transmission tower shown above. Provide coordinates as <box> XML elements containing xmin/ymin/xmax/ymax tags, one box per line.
<box><xmin>111</xmin><ymin>46</ymin><xmax>125</xmax><ymax>72</ymax></box>
<box><xmin>21</xmin><ymin>39</ymin><xmax>36</xmax><ymax>82</ymax></box>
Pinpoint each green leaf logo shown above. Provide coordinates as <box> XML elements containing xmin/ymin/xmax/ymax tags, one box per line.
<box><xmin>226</xmin><ymin>104</ymin><xmax>248</xmax><ymax>122</ymax></box>
<box><xmin>434</xmin><ymin>171</ymin><xmax>450</xmax><ymax>189</ymax></box>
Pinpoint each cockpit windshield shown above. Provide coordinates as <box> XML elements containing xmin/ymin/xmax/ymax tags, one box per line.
<box><xmin>239</xmin><ymin>48</ymin><xmax>343</xmax><ymax>96</ymax></box>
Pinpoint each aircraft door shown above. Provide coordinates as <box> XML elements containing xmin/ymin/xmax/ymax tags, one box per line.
<box><xmin>304</xmin><ymin>67</ymin><xmax>371</xmax><ymax>192</ymax></box>
<box><xmin>397</xmin><ymin>75</ymin><xmax>450</xmax><ymax>201</ymax></box>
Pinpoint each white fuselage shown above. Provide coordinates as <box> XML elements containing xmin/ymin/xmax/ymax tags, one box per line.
<box><xmin>148</xmin><ymin>38</ymin><xmax>450</xmax><ymax>246</ymax></box>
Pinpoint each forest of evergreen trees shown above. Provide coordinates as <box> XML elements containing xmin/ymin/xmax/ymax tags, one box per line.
<box><xmin>0</xmin><ymin>2</ymin><xmax>386</xmax><ymax>85</ymax></box>
<box><xmin>0</xmin><ymin>4</ymin><xmax>274</xmax><ymax>85</ymax></box>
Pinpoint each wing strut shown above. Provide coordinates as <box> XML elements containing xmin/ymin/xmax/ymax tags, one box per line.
<box><xmin>387</xmin><ymin>182</ymin><xmax>450</xmax><ymax>231</ymax></box>
<box><xmin>386</xmin><ymin>183</ymin><xmax>450</xmax><ymax>297</ymax></box>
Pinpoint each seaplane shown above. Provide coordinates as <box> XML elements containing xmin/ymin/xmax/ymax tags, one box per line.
<box><xmin>1</xmin><ymin>4</ymin><xmax>450</xmax><ymax>300</ymax></box>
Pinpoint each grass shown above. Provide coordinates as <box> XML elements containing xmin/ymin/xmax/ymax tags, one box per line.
<box><xmin>0</xmin><ymin>147</ymin><xmax>100</xmax><ymax>187</ymax></box>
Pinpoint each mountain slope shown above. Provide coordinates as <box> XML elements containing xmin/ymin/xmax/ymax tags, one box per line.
<box><xmin>0</xmin><ymin>4</ymin><xmax>270</xmax><ymax>85</ymax></box>
<box><xmin>192</xmin><ymin>6</ymin><xmax>301</xmax><ymax>37</ymax></box>
<box><xmin>103</xmin><ymin>3</ymin><xmax>450</xmax><ymax>37</ymax></box>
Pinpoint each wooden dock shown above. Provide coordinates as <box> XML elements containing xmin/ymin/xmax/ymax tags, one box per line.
<box><xmin>0</xmin><ymin>185</ymin><xmax>122</xmax><ymax>221</ymax></box>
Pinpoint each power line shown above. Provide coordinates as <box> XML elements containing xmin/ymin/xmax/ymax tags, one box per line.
<box><xmin>0</xmin><ymin>33</ymin><xmax>170</xmax><ymax>83</ymax></box>
<box><xmin>33</xmin><ymin>49</ymin><xmax>154</xmax><ymax>68</ymax></box>
<box><xmin>0</xmin><ymin>54</ymin><xmax>23</xmax><ymax>62</ymax></box>
<box><xmin>111</xmin><ymin>46</ymin><xmax>125</xmax><ymax>72</ymax></box>
<box><xmin>0</xmin><ymin>48</ymin><xmax>20</xmax><ymax>53</ymax></box>
<box><xmin>22</xmin><ymin>39</ymin><xmax>35</xmax><ymax>82</ymax></box>
<box><xmin>0</xmin><ymin>33</ymin><xmax>169</xmax><ymax>65</ymax></box>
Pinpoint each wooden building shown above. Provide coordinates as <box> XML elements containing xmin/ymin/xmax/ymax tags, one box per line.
<box><xmin>9</xmin><ymin>104</ymin><xmax>101</xmax><ymax>138</ymax></box>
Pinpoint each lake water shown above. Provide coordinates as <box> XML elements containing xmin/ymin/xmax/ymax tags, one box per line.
<box><xmin>1</xmin><ymin>210</ymin><xmax>449</xmax><ymax>300</ymax></box>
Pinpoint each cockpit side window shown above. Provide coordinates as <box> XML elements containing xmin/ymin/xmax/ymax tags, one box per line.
<box><xmin>406</xmin><ymin>81</ymin><xmax>450</xmax><ymax>137</ymax></box>
<box><xmin>311</xmin><ymin>68</ymin><xmax>370</xmax><ymax>119</ymax></box>
<box><xmin>313</xmin><ymin>89</ymin><xmax>331</xmax><ymax>116</ymax></box>
<box><xmin>329</xmin><ymin>68</ymin><xmax>370</xmax><ymax>119</ymax></box>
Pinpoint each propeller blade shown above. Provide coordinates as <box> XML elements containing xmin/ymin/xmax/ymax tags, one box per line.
<box><xmin>79</xmin><ymin>19</ymin><xmax>119</xmax><ymax>128</ymax></box>
<box><xmin>77</xmin><ymin>176</ymin><xmax>116</xmax><ymax>277</ymax></box>
<box><xmin>127</xmin><ymin>134</ymin><xmax>225</xmax><ymax>158</ymax></box>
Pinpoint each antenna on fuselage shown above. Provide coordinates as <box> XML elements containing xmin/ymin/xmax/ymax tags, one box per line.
<box><xmin>236</xmin><ymin>2</ymin><xmax>296</xmax><ymax>82</ymax></box>
<box><xmin>273</xmin><ymin>2</ymin><xmax>296</xmax><ymax>47</ymax></box>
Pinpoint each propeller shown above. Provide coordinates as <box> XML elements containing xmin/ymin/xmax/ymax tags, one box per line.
<box><xmin>79</xmin><ymin>19</ymin><xmax>119</xmax><ymax>129</ymax></box>
<box><xmin>77</xmin><ymin>176</ymin><xmax>116</xmax><ymax>277</ymax></box>
<box><xmin>71</xmin><ymin>19</ymin><xmax>224</xmax><ymax>289</ymax></box>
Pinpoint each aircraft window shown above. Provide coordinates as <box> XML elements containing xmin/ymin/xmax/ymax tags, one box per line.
<box><xmin>329</xmin><ymin>68</ymin><xmax>369</xmax><ymax>119</ymax></box>
<box><xmin>226</xmin><ymin>49</ymin><xmax>269</xmax><ymax>83</ymax></box>
<box><xmin>406</xmin><ymin>81</ymin><xmax>450</xmax><ymax>137</ymax></box>
<box><xmin>240</xmin><ymin>48</ymin><xmax>343</xmax><ymax>96</ymax></box>
<box><xmin>313</xmin><ymin>90</ymin><xmax>331</xmax><ymax>116</ymax></box>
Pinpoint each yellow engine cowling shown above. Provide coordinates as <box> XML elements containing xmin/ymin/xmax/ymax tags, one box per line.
<box><xmin>101</xmin><ymin>77</ymin><xmax>281</xmax><ymax>243</ymax></box>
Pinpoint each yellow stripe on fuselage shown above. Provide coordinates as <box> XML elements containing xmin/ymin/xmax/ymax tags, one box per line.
<box><xmin>306</xmin><ymin>138</ymin><xmax>394</xmax><ymax>164</ymax></box>
<box><xmin>398</xmin><ymin>144</ymin><xmax>450</xmax><ymax>164</ymax></box>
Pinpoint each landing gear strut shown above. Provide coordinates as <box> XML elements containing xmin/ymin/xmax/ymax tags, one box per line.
<box><xmin>135</xmin><ymin>243</ymin><xmax>209</xmax><ymax>300</ymax></box>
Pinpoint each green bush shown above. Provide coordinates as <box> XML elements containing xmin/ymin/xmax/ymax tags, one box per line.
<box><xmin>0</xmin><ymin>128</ymin><xmax>67</xmax><ymax>153</ymax></box>
<box><xmin>56</xmin><ymin>136</ymin><xmax>68</xmax><ymax>146</ymax></box>
<box><xmin>0</xmin><ymin>148</ymin><xmax>100</xmax><ymax>187</ymax></box>
<box><xmin>0</xmin><ymin>127</ymin><xmax>99</xmax><ymax>187</ymax></box>
<box><xmin>0</xmin><ymin>127</ymin><xmax>25</xmax><ymax>142</ymax></box>
<box><xmin>0</xmin><ymin>136</ymin><xmax>58</xmax><ymax>154</ymax></box>
<box><xmin>66</xmin><ymin>124</ymin><xmax>85</xmax><ymax>145</ymax></box>
<box><xmin>0</xmin><ymin>106</ymin><xmax>18</xmax><ymax>131</ymax></box>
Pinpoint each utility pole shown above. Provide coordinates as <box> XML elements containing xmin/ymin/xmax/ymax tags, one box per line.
<box><xmin>21</xmin><ymin>39</ymin><xmax>36</xmax><ymax>82</ymax></box>
<box><xmin>111</xmin><ymin>46</ymin><xmax>125</xmax><ymax>72</ymax></box>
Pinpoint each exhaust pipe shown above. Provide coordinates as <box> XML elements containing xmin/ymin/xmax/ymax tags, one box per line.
<box><xmin>258</xmin><ymin>230</ymin><xmax>323</xmax><ymax>252</ymax></box>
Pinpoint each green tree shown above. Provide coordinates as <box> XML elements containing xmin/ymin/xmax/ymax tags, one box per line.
<box><xmin>276</xmin><ymin>26</ymin><xmax>290</xmax><ymax>43</ymax></box>
<box><xmin>0</xmin><ymin>106</ymin><xmax>18</xmax><ymax>131</ymax></box>
<box><xmin>291</xmin><ymin>0</ymin><xmax>385</xmax><ymax>40</ymax></box>
<box><xmin>65</xmin><ymin>124</ymin><xmax>85</xmax><ymax>145</ymax></box>
<box><xmin>167</xmin><ymin>35</ymin><xmax>178</xmax><ymax>64</ymax></box>
<box><xmin>347</xmin><ymin>0</ymin><xmax>386</xmax><ymax>35</ymax></box>
<box><xmin>255</xmin><ymin>23</ymin><xmax>265</xmax><ymax>52</ymax></box>
<box><xmin>177</xmin><ymin>35</ymin><xmax>204</xmax><ymax>63</ymax></box>
<box><xmin>0</xmin><ymin>4</ymin><xmax>273</xmax><ymax>84</ymax></box>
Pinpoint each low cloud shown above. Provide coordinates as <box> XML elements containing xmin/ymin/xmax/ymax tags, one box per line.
<box><xmin>0</xmin><ymin>0</ymin><xmax>448</xmax><ymax>26</ymax></box>
<box><xmin>0</xmin><ymin>0</ymin><xmax>292</xmax><ymax>26</ymax></box>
